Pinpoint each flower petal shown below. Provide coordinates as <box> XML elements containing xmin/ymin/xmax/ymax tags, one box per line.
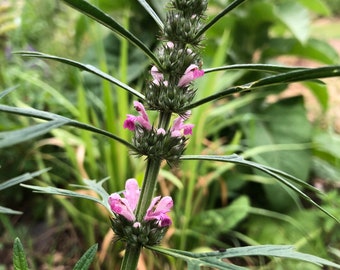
<box><xmin>145</xmin><ymin>196</ymin><xmax>173</xmax><ymax>220</ymax></box>
<box><xmin>123</xmin><ymin>178</ymin><xmax>140</xmax><ymax>211</ymax></box>
<box><xmin>123</xmin><ymin>115</ymin><xmax>137</xmax><ymax>130</ymax></box>
<box><xmin>178</xmin><ymin>64</ymin><xmax>204</xmax><ymax>87</ymax></box>
<box><xmin>108</xmin><ymin>193</ymin><xmax>136</xmax><ymax>221</ymax></box>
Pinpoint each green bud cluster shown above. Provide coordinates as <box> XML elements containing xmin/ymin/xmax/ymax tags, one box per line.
<box><xmin>110</xmin><ymin>216</ymin><xmax>168</xmax><ymax>247</ymax></box>
<box><xmin>132</xmin><ymin>125</ymin><xmax>187</xmax><ymax>165</ymax></box>
<box><xmin>171</xmin><ymin>0</ymin><xmax>208</xmax><ymax>18</ymax></box>
<box><xmin>144</xmin><ymin>0</ymin><xmax>207</xmax><ymax>115</ymax></box>
<box><xmin>163</xmin><ymin>11</ymin><xmax>203</xmax><ymax>47</ymax></box>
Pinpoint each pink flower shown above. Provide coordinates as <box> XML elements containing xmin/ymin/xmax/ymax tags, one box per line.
<box><xmin>108</xmin><ymin>179</ymin><xmax>173</xmax><ymax>227</ymax></box>
<box><xmin>170</xmin><ymin>115</ymin><xmax>194</xmax><ymax>137</ymax></box>
<box><xmin>144</xmin><ymin>196</ymin><xmax>173</xmax><ymax>226</ymax></box>
<box><xmin>178</xmin><ymin>64</ymin><xmax>204</xmax><ymax>87</ymax></box>
<box><xmin>123</xmin><ymin>115</ymin><xmax>137</xmax><ymax>131</ymax></box>
<box><xmin>151</xmin><ymin>66</ymin><xmax>164</xmax><ymax>85</ymax></box>
<box><xmin>123</xmin><ymin>101</ymin><xmax>152</xmax><ymax>131</ymax></box>
<box><xmin>108</xmin><ymin>178</ymin><xmax>140</xmax><ymax>221</ymax></box>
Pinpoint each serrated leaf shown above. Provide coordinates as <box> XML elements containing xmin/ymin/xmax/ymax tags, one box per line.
<box><xmin>61</xmin><ymin>0</ymin><xmax>160</xmax><ymax>66</ymax></box>
<box><xmin>180</xmin><ymin>154</ymin><xmax>339</xmax><ymax>223</ymax></box>
<box><xmin>0</xmin><ymin>119</ymin><xmax>69</xmax><ymax>148</ymax></box>
<box><xmin>21</xmin><ymin>178</ymin><xmax>111</xmax><ymax>212</ymax></box>
<box><xmin>13</xmin><ymin>238</ymin><xmax>29</xmax><ymax>270</ymax></box>
<box><xmin>15</xmin><ymin>51</ymin><xmax>145</xmax><ymax>100</ymax></box>
<box><xmin>149</xmin><ymin>245</ymin><xmax>340</xmax><ymax>269</ymax></box>
<box><xmin>73</xmin><ymin>244</ymin><xmax>98</xmax><ymax>270</ymax></box>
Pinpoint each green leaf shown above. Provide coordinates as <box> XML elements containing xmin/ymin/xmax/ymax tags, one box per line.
<box><xmin>196</xmin><ymin>0</ymin><xmax>246</xmax><ymax>39</ymax></box>
<box><xmin>191</xmin><ymin>196</ymin><xmax>250</xmax><ymax>238</ymax></box>
<box><xmin>274</xmin><ymin>2</ymin><xmax>310</xmax><ymax>44</ymax></box>
<box><xmin>16</xmin><ymin>51</ymin><xmax>145</xmax><ymax>100</ymax></box>
<box><xmin>263</xmin><ymin>38</ymin><xmax>339</xmax><ymax>64</ymax></box>
<box><xmin>0</xmin><ymin>169</ymin><xmax>49</xmax><ymax>214</ymax></box>
<box><xmin>304</xmin><ymin>81</ymin><xmax>329</xmax><ymax>111</ymax></box>
<box><xmin>0</xmin><ymin>105</ymin><xmax>136</xmax><ymax>150</ymax></box>
<box><xmin>180</xmin><ymin>154</ymin><xmax>339</xmax><ymax>223</ymax></box>
<box><xmin>0</xmin><ymin>206</ymin><xmax>22</xmax><ymax>215</ymax></box>
<box><xmin>204</xmin><ymin>64</ymin><xmax>306</xmax><ymax>74</ymax></box>
<box><xmin>13</xmin><ymin>238</ymin><xmax>29</xmax><ymax>270</ymax></box>
<box><xmin>298</xmin><ymin>0</ymin><xmax>331</xmax><ymax>16</ymax></box>
<box><xmin>73</xmin><ymin>244</ymin><xmax>98</xmax><ymax>270</ymax></box>
<box><xmin>0</xmin><ymin>119</ymin><xmax>69</xmax><ymax>148</ymax></box>
<box><xmin>61</xmin><ymin>0</ymin><xmax>160</xmax><ymax>66</ymax></box>
<box><xmin>137</xmin><ymin>0</ymin><xmax>163</xmax><ymax>29</ymax></box>
<box><xmin>21</xmin><ymin>178</ymin><xmax>111</xmax><ymax>212</ymax></box>
<box><xmin>0</xmin><ymin>169</ymin><xmax>49</xmax><ymax>191</ymax></box>
<box><xmin>149</xmin><ymin>245</ymin><xmax>340</xmax><ymax>269</ymax></box>
<box><xmin>0</xmin><ymin>86</ymin><xmax>18</xmax><ymax>100</ymax></box>
<box><xmin>242</xmin><ymin>96</ymin><xmax>312</xmax><ymax>211</ymax></box>
<box><xmin>185</xmin><ymin>65</ymin><xmax>340</xmax><ymax>110</ymax></box>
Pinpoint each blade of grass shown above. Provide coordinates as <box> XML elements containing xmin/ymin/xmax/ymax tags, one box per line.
<box><xmin>61</xmin><ymin>0</ymin><xmax>160</xmax><ymax>66</ymax></box>
<box><xmin>15</xmin><ymin>51</ymin><xmax>145</xmax><ymax>100</ymax></box>
<box><xmin>195</xmin><ymin>0</ymin><xmax>247</xmax><ymax>39</ymax></box>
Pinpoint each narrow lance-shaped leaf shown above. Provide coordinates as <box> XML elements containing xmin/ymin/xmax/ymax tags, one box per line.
<box><xmin>137</xmin><ymin>0</ymin><xmax>164</xmax><ymax>29</ymax></box>
<box><xmin>15</xmin><ymin>51</ymin><xmax>145</xmax><ymax>100</ymax></box>
<box><xmin>13</xmin><ymin>238</ymin><xmax>29</xmax><ymax>270</ymax></box>
<box><xmin>61</xmin><ymin>0</ymin><xmax>161</xmax><ymax>66</ymax></box>
<box><xmin>180</xmin><ymin>154</ymin><xmax>339</xmax><ymax>223</ymax></box>
<box><xmin>0</xmin><ymin>206</ymin><xmax>22</xmax><ymax>215</ymax></box>
<box><xmin>0</xmin><ymin>86</ymin><xmax>19</xmax><ymax>99</ymax></box>
<box><xmin>184</xmin><ymin>65</ymin><xmax>340</xmax><ymax>110</ymax></box>
<box><xmin>195</xmin><ymin>0</ymin><xmax>247</xmax><ymax>39</ymax></box>
<box><xmin>0</xmin><ymin>169</ymin><xmax>49</xmax><ymax>214</ymax></box>
<box><xmin>73</xmin><ymin>244</ymin><xmax>98</xmax><ymax>270</ymax></box>
<box><xmin>22</xmin><ymin>178</ymin><xmax>111</xmax><ymax>212</ymax></box>
<box><xmin>0</xmin><ymin>168</ymin><xmax>50</xmax><ymax>191</ymax></box>
<box><xmin>0</xmin><ymin>105</ymin><xmax>137</xmax><ymax>151</ymax></box>
<box><xmin>0</xmin><ymin>119</ymin><xmax>69</xmax><ymax>148</ymax></box>
<box><xmin>149</xmin><ymin>245</ymin><xmax>340</xmax><ymax>269</ymax></box>
<box><xmin>203</xmin><ymin>63</ymin><xmax>307</xmax><ymax>74</ymax></box>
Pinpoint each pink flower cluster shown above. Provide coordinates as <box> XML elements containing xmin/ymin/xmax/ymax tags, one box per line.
<box><xmin>108</xmin><ymin>179</ymin><xmax>173</xmax><ymax>227</ymax></box>
<box><xmin>123</xmin><ymin>101</ymin><xmax>194</xmax><ymax>137</ymax></box>
<box><xmin>151</xmin><ymin>64</ymin><xmax>204</xmax><ymax>87</ymax></box>
<box><xmin>123</xmin><ymin>101</ymin><xmax>152</xmax><ymax>131</ymax></box>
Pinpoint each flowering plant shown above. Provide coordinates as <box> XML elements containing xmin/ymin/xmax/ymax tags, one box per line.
<box><xmin>1</xmin><ymin>0</ymin><xmax>340</xmax><ymax>269</ymax></box>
